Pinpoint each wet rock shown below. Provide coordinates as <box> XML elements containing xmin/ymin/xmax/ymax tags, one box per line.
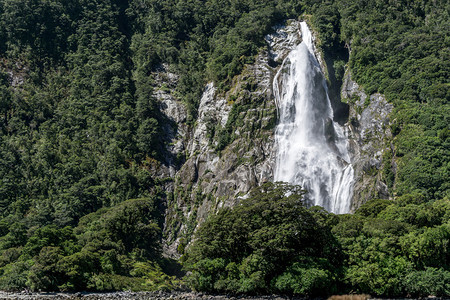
<box><xmin>266</xmin><ymin>20</ymin><xmax>301</xmax><ymax>63</ymax></box>
<box><xmin>163</xmin><ymin>20</ymin><xmax>304</xmax><ymax>255</ymax></box>
<box><xmin>342</xmin><ymin>71</ymin><xmax>394</xmax><ymax>211</ymax></box>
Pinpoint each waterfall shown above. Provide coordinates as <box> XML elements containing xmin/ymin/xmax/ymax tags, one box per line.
<box><xmin>273</xmin><ymin>22</ymin><xmax>354</xmax><ymax>214</ymax></box>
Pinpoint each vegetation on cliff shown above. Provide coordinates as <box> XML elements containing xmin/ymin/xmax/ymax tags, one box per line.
<box><xmin>308</xmin><ymin>0</ymin><xmax>449</xmax><ymax>200</ymax></box>
<box><xmin>0</xmin><ymin>0</ymin><xmax>448</xmax><ymax>295</ymax></box>
<box><xmin>184</xmin><ymin>182</ymin><xmax>344</xmax><ymax>295</ymax></box>
<box><xmin>185</xmin><ymin>184</ymin><xmax>450</xmax><ymax>297</ymax></box>
<box><xmin>0</xmin><ymin>0</ymin><xmax>304</xmax><ymax>292</ymax></box>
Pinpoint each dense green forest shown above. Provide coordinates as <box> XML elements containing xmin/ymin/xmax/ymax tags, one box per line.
<box><xmin>0</xmin><ymin>0</ymin><xmax>448</xmax><ymax>295</ymax></box>
<box><xmin>0</xmin><ymin>0</ymin><xmax>304</xmax><ymax>291</ymax></box>
<box><xmin>185</xmin><ymin>183</ymin><xmax>450</xmax><ymax>297</ymax></box>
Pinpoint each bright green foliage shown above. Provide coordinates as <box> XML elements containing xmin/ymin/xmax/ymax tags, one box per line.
<box><xmin>186</xmin><ymin>194</ymin><xmax>450</xmax><ymax>297</ymax></box>
<box><xmin>273</xmin><ymin>259</ymin><xmax>333</xmax><ymax>295</ymax></box>
<box><xmin>77</xmin><ymin>198</ymin><xmax>161</xmax><ymax>256</ymax></box>
<box><xmin>355</xmin><ymin>199</ymin><xmax>391</xmax><ymax>218</ymax></box>
<box><xmin>0</xmin><ymin>198</ymin><xmax>180</xmax><ymax>291</ymax></box>
<box><xmin>0</xmin><ymin>0</ymin><xmax>448</xmax><ymax>295</ymax></box>
<box><xmin>307</xmin><ymin>0</ymin><xmax>449</xmax><ymax>201</ymax></box>
<box><xmin>404</xmin><ymin>267</ymin><xmax>450</xmax><ymax>297</ymax></box>
<box><xmin>332</xmin><ymin>198</ymin><xmax>450</xmax><ymax>297</ymax></box>
<box><xmin>184</xmin><ymin>182</ymin><xmax>343</xmax><ymax>296</ymax></box>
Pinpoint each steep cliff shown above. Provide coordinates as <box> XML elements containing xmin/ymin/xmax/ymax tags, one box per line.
<box><xmin>341</xmin><ymin>71</ymin><xmax>394</xmax><ymax>210</ymax></box>
<box><xmin>306</xmin><ymin>23</ymin><xmax>394</xmax><ymax>213</ymax></box>
<box><xmin>157</xmin><ymin>19</ymin><xmax>395</xmax><ymax>256</ymax></box>
<box><xmin>0</xmin><ymin>0</ymin><xmax>447</xmax><ymax>293</ymax></box>
<box><xmin>158</xmin><ymin>21</ymin><xmax>306</xmax><ymax>256</ymax></box>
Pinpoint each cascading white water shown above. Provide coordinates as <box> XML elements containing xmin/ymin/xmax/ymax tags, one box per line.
<box><xmin>274</xmin><ymin>22</ymin><xmax>354</xmax><ymax>214</ymax></box>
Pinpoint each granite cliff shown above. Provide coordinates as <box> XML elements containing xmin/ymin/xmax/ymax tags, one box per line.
<box><xmin>151</xmin><ymin>20</ymin><xmax>394</xmax><ymax>257</ymax></box>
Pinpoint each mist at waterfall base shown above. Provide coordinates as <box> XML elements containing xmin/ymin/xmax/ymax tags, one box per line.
<box><xmin>274</xmin><ymin>22</ymin><xmax>354</xmax><ymax>214</ymax></box>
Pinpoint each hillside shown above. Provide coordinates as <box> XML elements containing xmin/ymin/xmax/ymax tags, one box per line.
<box><xmin>0</xmin><ymin>0</ymin><xmax>448</xmax><ymax>296</ymax></box>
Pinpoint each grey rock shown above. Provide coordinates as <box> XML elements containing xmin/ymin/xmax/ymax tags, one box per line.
<box><xmin>342</xmin><ymin>71</ymin><xmax>394</xmax><ymax>211</ymax></box>
<box><xmin>266</xmin><ymin>20</ymin><xmax>301</xmax><ymax>63</ymax></box>
<box><xmin>163</xmin><ymin>20</ymin><xmax>304</xmax><ymax>256</ymax></box>
<box><xmin>189</xmin><ymin>82</ymin><xmax>230</xmax><ymax>155</ymax></box>
<box><xmin>161</xmin><ymin>18</ymin><xmax>394</xmax><ymax>256</ymax></box>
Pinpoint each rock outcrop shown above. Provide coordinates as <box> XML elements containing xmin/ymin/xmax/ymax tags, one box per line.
<box><xmin>159</xmin><ymin>21</ymin><xmax>306</xmax><ymax>258</ymax></box>
<box><xmin>155</xmin><ymin>19</ymin><xmax>394</xmax><ymax>257</ymax></box>
<box><xmin>341</xmin><ymin>70</ymin><xmax>394</xmax><ymax>211</ymax></box>
<box><xmin>153</xmin><ymin>63</ymin><xmax>188</xmax><ymax>177</ymax></box>
<box><xmin>299</xmin><ymin>22</ymin><xmax>394</xmax><ymax>212</ymax></box>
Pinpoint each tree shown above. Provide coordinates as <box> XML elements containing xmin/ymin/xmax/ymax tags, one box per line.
<box><xmin>185</xmin><ymin>182</ymin><xmax>343</xmax><ymax>295</ymax></box>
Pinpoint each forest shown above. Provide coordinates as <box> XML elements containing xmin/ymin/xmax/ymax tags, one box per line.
<box><xmin>0</xmin><ymin>0</ymin><xmax>448</xmax><ymax>296</ymax></box>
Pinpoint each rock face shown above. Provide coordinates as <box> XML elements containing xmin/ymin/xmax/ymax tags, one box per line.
<box><xmin>156</xmin><ymin>19</ymin><xmax>394</xmax><ymax>257</ymax></box>
<box><xmin>153</xmin><ymin>63</ymin><xmax>188</xmax><ymax>177</ymax></box>
<box><xmin>291</xmin><ymin>21</ymin><xmax>394</xmax><ymax>212</ymax></box>
<box><xmin>159</xmin><ymin>21</ymin><xmax>306</xmax><ymax>258</ymax></box>
<box><xmin>266</xmin><ymin>21</ymin><xmax>301</xmax><ymax>62</ymax></box>
<box><xmin>341</xmin><ymin>70</ymin><xmax>394</xmax><ymax>211</ymax></box>
<box><xmin>5</xmin><ymin>61</ymin><xmax>28</xmax><ymax>87</ymax></box>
